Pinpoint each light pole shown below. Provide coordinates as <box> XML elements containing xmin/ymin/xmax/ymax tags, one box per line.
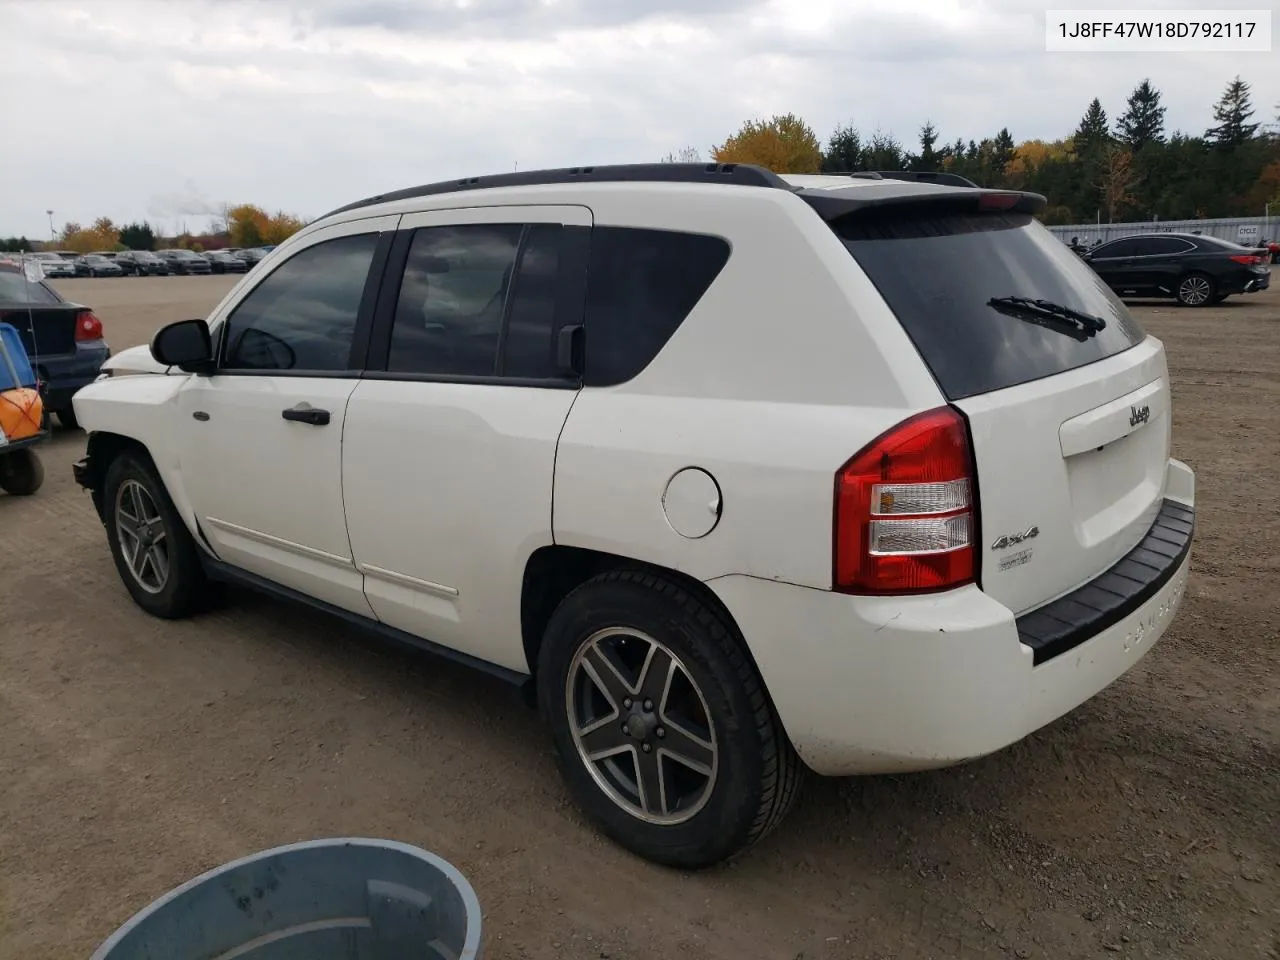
<box><xmin>46</xmin><ymin>209</ymin><xmax>55</xmax><ymax>243</ymax></box>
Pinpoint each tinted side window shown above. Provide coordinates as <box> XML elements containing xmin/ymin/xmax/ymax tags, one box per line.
<box><xmin>389</xmin><ymin>224</ymin><xmax>523</xmax><ymax>377</ymax></box>
<box><xmin>1142</xmin><ymin>237</ymin><xmax>1194</xmax><ymax>255</ymax></box>
<box><xmin>1095</xmin><ymin>239</ymin><xmax>1142</xmax><ymax>258</ymax></box>
<box><xmin>223</xmin><ymin>233</ymin><xmax>377</xmax><ymax>372</ymax></box>
<box><xmin>583</xmin><ymin>227</ymin><xmax>731</xmax><ymax>386</ymax></box>
<box><xmin>502</xmin><ymin>224</ymin><xmax>562</xmax><ymax>379</ymax></box>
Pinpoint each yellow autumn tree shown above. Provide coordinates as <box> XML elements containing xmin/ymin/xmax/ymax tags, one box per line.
<box><xmin>1004</xmin><ymin>139</ymin><xmax>1075</xmax><ymax>187</ymax></box>
<box><xmin>227</xmin><ymin>204</ymin><xmax>305</xmax><ymax>246</ymax></box>
<box><xmin>262</xmin><ymin>211</ymin><xmax>306</xmax><ymax>245</ymax></box>
<box><xmin>711</xmin><ymin>113</ymin><xmax>823</xmax><ymax>174</ymax></box>
<box><xmin>227</xmin><ymin>204</ymin><xmax>271</xmax><ymax>248</ymax></box>
<box><xmin>59</xmin><ymin>217</ymin><xmax>120</xmax><ymax>253</ymax></box>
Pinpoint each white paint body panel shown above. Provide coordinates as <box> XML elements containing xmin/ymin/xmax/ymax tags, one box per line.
<box><xmin>343</xmin><ymin>380</ymin><xmax>575</xmax><ymax>672</ymax></box>
<box><xmin>98</xmin><ymin>344</ymin><xmax>171</xmax><ymax>377</ymax></box>
<box><xmin>710</xmin><ymin>458</ymin><xmax>1195</xmax><ymax>776</ymax></box>
<box><xmin>172</xmin><ymin>375</ymin><xmax>368</xmax><ymax>613</ymax></box>
<box><xmin>953</xmin><ymin>336</ymin><xmax>1172</xmax><ymax>615</ymax></box>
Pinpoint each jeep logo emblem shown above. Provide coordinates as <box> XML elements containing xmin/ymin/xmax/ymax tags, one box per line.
<box><xmin>1129</xmin><ymin>404</ymin><xmax>1150</xmax><ymax>427</ymax></box>
<box><xmin>992</xmin><ymin>526</ymin><xmax>1039</xmax><ymax>551</ymax></box>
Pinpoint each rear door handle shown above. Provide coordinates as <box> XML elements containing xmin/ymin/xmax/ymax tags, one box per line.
<box><xmin>281</xmin><ymin>404</ymin><xmax>330</xmax><ymax>426</ymax></box>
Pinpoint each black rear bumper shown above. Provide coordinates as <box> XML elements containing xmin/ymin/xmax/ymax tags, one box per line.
<box><xmin>1016</xmin><ymin>498</ymin><xmax>1195</xmax><ymax>665</ymax></box>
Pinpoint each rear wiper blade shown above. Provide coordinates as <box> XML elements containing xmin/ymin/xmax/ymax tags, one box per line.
<box><xmin>988</xmin><ymin>296</ymin><xmax>1107</xmax><ymax>338</ymax></box>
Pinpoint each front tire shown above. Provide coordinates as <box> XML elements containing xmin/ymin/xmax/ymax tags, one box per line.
<box><xmin>103</xmin><ymin>452</ymin><xmax>208</xmax><ymax>618</ymax></box>
<box><xmin>1177</xmin><ymin>272</ymin><xmax>1215</xmax><ymax>307</ymax></box>
<box><xmin>55</xmin><ymin>407</ymin><xmax>79</xmax><ymax>430</ymax></box>
<box><xmin>537</xmin><ymin>569</ymin><xmax>803</xmax><ymax>869</ymax></box>
<box><xmin>0</xmin><ymin>449</ymin><xmax>44</xmax><ymax>495</ymax></box>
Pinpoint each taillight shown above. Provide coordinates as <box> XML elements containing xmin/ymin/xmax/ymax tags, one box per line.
<box><xmin>833</xmin><ymin>406</ymin><xmax>977</xmax><ymax>594</ymax></box>
<box><xmin>75</xmin><ymin>310</ymin><xmax>103</xmax><ymax>341</ymax></box>
<box><xmin>1229</xmin><ymin>254</ymin><xmax>1262</xmax><ymax>265</ymax></box>
<box><xmin>977</xmin><ymin>192</ymin><xmax>1020</xmax><ymax>211</ymax></box>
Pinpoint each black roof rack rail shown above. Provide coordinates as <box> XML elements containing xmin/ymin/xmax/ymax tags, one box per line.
<box><xmin>868</xmin><ymin>170</ymin><xmax>981</xmax><ymax>188</ymax></box>
<box><xmin>320</xmin><ymin>162</ymin><xmax>792</xmax><ymax>220</ymax></box>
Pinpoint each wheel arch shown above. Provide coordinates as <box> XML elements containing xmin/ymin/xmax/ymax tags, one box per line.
<box><xmin>519</xmin><ymin>544</ymin><xmax>766</xmax><ymax>693</ymax></box>
<box><xmin>82</xmin><ymin>430</ymin><xmax>209</xmax><ymax>556</ymax></box>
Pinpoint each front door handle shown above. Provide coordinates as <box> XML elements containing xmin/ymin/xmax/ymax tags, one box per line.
<box><xmin>281</xmin><ymin>404</ymin><xmax>331</xmax><ymax>426</ymax></box>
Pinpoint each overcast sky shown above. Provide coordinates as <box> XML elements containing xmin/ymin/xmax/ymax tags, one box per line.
<box><xmin>1</xmin><ymin>0</ymin><xmax>1275</xmax><ymax>238</ymax></box>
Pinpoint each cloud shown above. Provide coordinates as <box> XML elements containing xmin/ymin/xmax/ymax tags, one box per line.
<box><xmin>146</xmin><ymin>182</ymin><xmax>225</xmax><ymax>221</ymax></box>
<box><xmin>0</xmin><ymin>0</ymin><xmax>1275</xmax><ymax>235</ymax></box>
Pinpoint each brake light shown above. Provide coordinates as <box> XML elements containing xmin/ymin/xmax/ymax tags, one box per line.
<box><xmin>1230</xmin><ymin>254</ymin><xmax>1262</xmax><ymax>265</ymax></box>
<box><xmin>977</xmin><ymin>192</ymin><xmax>1020</xmax><ymax>211</ymax></box>
<box><xmin>833</xmin><ymin>407</ymin><xmax>977</xmax><ymax>594</ymax></box>
<box><xmin>75</xmin><ymin>310</ymin><xmax>104</xmax><ymax>341</ymax></box>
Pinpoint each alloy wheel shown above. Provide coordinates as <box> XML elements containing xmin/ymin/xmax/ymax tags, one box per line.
<box><xmin>1179</xmin><ymin>275</ymin><xmax>1211</xmax><ymax>306</ymax></box>
<box><xmin>115</xmin><ymin>479</ymin><xmax>170</xmax><ymax>594</ymax></box>
<box><xmin>565</xmin><ymin>627</ymin><xmax>719</xmax><ymax>825</ymax></box>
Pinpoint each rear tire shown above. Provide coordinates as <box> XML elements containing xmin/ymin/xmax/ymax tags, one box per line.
<box><xmin>103</xmin><ymin>452</ymin><xmax>209</xmax><ymax>618</ymax></box>
<box><xmin>0</xmin><ymin>449</ymin><xmax>44</xmax><ymax>495</ymax></box>
<box><xmin>537</xmin><ymin>569</ymin><xmax>803</xmax><ymax>869</ymax></box>
<box><xmin>1177</xmin><ymin>272</ymin><xmax>1215</xmax><ymax>307</ymax></box>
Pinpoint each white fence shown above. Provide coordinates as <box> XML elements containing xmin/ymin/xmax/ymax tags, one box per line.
<box><xmin>1046</xmin><ymin>215</ymin><xmax>1275</xmax><ymax>247</ymax></box>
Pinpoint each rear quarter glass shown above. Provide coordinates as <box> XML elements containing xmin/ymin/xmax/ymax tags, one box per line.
<box><xmin>837</xmin><ymin>210</ymin><xmax>1146</xmax><ymax>400</ymax></box>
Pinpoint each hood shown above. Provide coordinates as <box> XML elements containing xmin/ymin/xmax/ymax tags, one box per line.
<box><xmin>99</xmin><ymin>343</ymin><xmax>172</xmax><ymax>377</ymax></box>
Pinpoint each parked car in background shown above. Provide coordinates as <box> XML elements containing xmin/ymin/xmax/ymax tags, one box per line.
<box><xmin>0</xmin><ymin>260</ymin><xmax>108</xmax><ymax>428</ymax></box>
<box><xmin>77</xmin><ymin>254</ymin><xmax>124</xmax><ymax>278</ymax></box>
<box><xmin>202</xmin><ymin>250</ymin><xmax>248</xmax><ymax>274</ymax></box>
<box><xmin>116</xmin><ymin>250</ymin><xmax>171</xmax><ymax>277</ymax></box>
<box><xmin>156</xmin><ymin>249</ymin><xmax>212</xmax><ymax>276</ymax></box>
<box><xmin>31</xmin><ymin>251</ymin><xmax>76</xmax><ymax>278</ymax></box>
<box><xmin>1081</xmin><ymin>232</ymin><xmax>1271</xmax><ymax>306</ymax></box>
<box><xmin>233</xmin><ymin>247</ymin><xmax>268</xmax><ymax>266</ymax></box>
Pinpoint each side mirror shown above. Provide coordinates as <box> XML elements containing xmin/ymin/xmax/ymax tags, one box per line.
<box><xmin>151</xmin><ymin>318</ymin><xmax>214</xmax><ymax>374</ymax></box>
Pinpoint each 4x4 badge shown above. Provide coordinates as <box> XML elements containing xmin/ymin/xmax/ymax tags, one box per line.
<box><xmin>992</xmin><ymin>526</ymin><xmax>1039</xmax><ymax>550</ymax></box>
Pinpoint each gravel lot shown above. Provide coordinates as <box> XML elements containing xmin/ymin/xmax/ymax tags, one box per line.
<box><xmin>1</xmin><ymin>276</ymin><xmax>1277</xmax><ymax>959</ymax></box>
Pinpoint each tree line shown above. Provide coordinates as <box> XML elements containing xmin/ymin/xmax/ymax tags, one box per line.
<box><xmin>669</xmin><ymin>75</ymin><xmax>1279</xmax><ymax>225</ymax></box>
<box><xmin>0</xmin><ymin>203</ymin><xmax>306</xmax><ymax>254</ymax></box>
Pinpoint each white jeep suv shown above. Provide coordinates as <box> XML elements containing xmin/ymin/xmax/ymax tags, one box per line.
<box><xmin>71</xmin><ymin>163</ymin><xmax>1196</xmax><ymax>868</ymax></box>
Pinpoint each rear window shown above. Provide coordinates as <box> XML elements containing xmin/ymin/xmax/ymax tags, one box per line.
<box><xmin>836</xmin><ymin>210</ymin><xmax>1146</xmax><ymax>400</ymax></box>
<box><xmin>0</xmin><ymin>272</ymin><xmax>59</xmax><ymax>303</ymax></box>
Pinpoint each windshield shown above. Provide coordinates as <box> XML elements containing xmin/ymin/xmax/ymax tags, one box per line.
<box><xmin>836</xmin><ymin>210</ymin><xmax>1147</xmax><ymax>400</ymax></box>
<box><xmin>0</xmin><ymin>272</ymin><xmax>60</xmax><ymax>303</ymax></box>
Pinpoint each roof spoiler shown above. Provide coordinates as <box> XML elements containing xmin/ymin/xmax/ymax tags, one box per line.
<box><xmin>858</xmin><ymin>170</ymin><xmax>982</xmax><ymax>188</ymax></box>
<box><xmin>800</xmin><ymin>185</ymin><xmax>1047</xmax><ymax>222</ymax></box>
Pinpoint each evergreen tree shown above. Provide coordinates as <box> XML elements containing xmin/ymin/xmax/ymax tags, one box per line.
<box><xmin>822</xmin><ymin>123</ymin><xmax>863</xmax><ymax>172</ymax></box>
<box><xmin>1074</xmin><ymin>98</ymin><xmax>1111</xmax><ymax>154</ymax></box>
<box><xmin>864</xmin><ymin>130</ymin><xmax>904</xmax><ymax>170</ymax></box>
<box><xmin>912</xmin><ymin>121</ymin><xmax>941</xmax><ymax>171</ymax></box>
<box><xmin>991</xmin><ymin>128</ymin><xmax>1016</xmax><ymax>181</ymax></box>
<box><xmin>1115</xmin><ymin>79</ymin><xmax>1166</xmax><ymax>150</ymax></box>
<box><xmin>1206</xmin><ymin>76</ymin><xmax>1259</xmax><ymax>148</ymax></box>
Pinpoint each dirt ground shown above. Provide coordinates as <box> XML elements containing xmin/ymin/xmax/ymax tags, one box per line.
<box><xmin>1</xmin><ymin>276</ymin><xmax>1276</xmax><ymax>960</ymax></box>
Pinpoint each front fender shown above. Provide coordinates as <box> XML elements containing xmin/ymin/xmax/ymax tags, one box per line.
<box><xmin>73</xmin><ymin>375</ymin><xmax>203</xmax><ymax>543</ymax></box>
